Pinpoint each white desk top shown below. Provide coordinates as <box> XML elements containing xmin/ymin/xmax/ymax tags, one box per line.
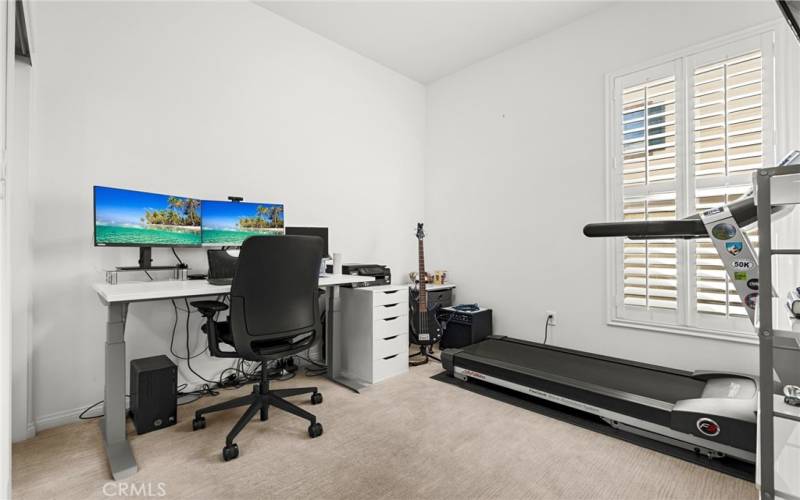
<box><xmin>93</xmin><ymin>274</ymin><xmax>375</xmax><ymax>304</ymax></box>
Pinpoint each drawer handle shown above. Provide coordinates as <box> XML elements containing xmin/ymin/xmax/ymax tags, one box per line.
<box><xmin>383</xmin><ymin>354</ymin><xmax>398</xmax><ymax>360</ymax></box>
<box><xmin>383</xmin><ymin>290</ymin><xmax>399</xmax><ymax>295</ymax></box>
<box><xmin>383</xmin><ymin>316</ymin><xmax>399</xmax><ymax>321</ymax></box>
<box><xmin>383</xmin><ymin>303</ymin><xmax>399</xmax><ymax>309</ymax></box>
<box><xmin>383</xmin><ymin>335</ymin><xmax>399</xmax><ymax>341</ymax></box>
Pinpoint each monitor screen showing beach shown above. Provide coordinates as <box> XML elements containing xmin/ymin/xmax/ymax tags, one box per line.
<box><xmin>201</xmin><ymin>200</ymin><xmax>285</xmax><ymax>246</ymax></box>
<box><xmin>94</xmin><ymin>186</ymin><xmax>202</xmax><ymax>246</ymax></box>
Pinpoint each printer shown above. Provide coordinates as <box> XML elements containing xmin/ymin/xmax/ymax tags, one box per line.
<box><xmin>327</xmin><ymin>263</ymin><xmax>391</xmax><ymax>287</ymax></box>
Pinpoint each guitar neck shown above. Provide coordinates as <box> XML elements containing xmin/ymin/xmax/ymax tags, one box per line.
<box><xmin>418</xmin><ymin>238</ymin><xmax>427</xmax><ymax>308</ymax></box>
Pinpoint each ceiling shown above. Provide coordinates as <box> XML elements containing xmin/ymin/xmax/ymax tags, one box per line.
<box><xmin>255</xmin><ymin>1</ymin><xmax>611</xmax><ymax>83</ymax></box>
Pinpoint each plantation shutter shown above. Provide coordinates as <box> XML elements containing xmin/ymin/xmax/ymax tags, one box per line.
<box><xmin>692</xmin><ymin>51</ymin><xmax>763</xmax><ymax>317</ymax></box>
<box><xmin>621</xmin><ymin>76</ymin><xmax>678</xmax><ymax>310</ymax></box>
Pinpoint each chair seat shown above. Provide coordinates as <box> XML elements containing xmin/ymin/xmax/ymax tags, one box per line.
<box><xmin>214</xmin><ymin>321</ymin><xmax>314</xmax><ymax>356</ymax></box>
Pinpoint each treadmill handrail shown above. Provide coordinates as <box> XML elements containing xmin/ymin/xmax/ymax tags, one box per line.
<box><xmin>583</xmin><ymin>195</ymin><xmax>760</xmax><ymax>240</ymax></box>
<box><xmin>583</xmin><ymin>195</ymin><xmax>794</xmax><ymax>240</ymax></box>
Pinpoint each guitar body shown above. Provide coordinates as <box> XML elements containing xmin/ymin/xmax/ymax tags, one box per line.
<box><xmin>410</xmin><ymin>224</ymin><xmax>442</xmax><ymax>347</ymax></box>
<box><xmin>410</xmin><ymin>299</ymin><xmax>442</xmax><ymax>346</ymax></box>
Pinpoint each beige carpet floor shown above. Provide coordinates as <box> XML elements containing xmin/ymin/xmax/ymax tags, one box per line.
<box><xmin>12</xmin><ymin>361</ymin><xmax>757</xmax><ymax>500</ymax></box>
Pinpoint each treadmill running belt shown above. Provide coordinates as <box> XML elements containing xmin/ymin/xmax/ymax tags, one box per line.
<box><xmin>464</xmin><ymin>338</ymin><xmax>706</xmax><ymax>404</ymax></box>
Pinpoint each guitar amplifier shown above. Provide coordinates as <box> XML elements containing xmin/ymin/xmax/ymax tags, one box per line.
<box><xmin>438</xmin><ymin>307</ymin><xmax>492</xmax><ymax>349</ymax></box>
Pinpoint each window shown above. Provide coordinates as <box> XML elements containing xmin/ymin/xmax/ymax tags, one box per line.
<box><xmin>608</xmin><ymin>29</ymin><xmax>784</xmax><ymax>338</ymax></box>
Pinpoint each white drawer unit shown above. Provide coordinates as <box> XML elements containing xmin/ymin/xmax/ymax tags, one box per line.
<box><xmin>339</xmin><ymin>285</ymin><xmax>410</xmax><ymax>384</ymax></box>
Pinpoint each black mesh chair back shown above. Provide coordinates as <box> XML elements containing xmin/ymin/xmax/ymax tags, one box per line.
<box><xmin>227</xmin><ymin>235</ymin><xmax>323</xmax><ymax>360</ymax></box>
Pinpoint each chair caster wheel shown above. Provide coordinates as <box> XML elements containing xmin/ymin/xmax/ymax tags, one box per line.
<box><xmin>222</xmin><ymin>443</ymin><xmax>239</xmax><ymax>461</ymax></box>
<box><xmin>192</xmin><ymin>417</ymin><xmax>206</xmax><ymax>431</ymax></box>
<box><xmin>311</xmin><ymin>392</ymin><xmax>323</xmax><ymax>405</ymax></box>
<box><xmin>308</xmin><ymin>422</ymin><xmax>323</xmax><ymax>438</ymax></box>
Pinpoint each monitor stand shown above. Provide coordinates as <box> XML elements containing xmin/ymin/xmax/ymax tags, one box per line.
<box><xmin>115</xmin><ymin>247</ymin><xmax>185</xmax><ymax>271</ymax></box>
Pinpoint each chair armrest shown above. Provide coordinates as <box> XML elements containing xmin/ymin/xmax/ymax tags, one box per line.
<box><xmin>190</xmin><ymin>300</ymin><xmax>228</xmax><ymax>316</ymax></box>
<box><xmin>190</xmin><ymin>300</ymin><xmax>237</xmax><ymax>359</ymax></box>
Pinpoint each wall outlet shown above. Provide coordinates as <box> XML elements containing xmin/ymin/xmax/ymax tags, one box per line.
<box><xmin>546</xmin><ymin>311</ymin><xmax>556</xmax><ymax>326</ymax></box>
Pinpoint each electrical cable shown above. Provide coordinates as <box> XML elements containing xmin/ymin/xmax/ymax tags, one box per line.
<box><xmin>169</xmin><ymin>299</ymin><xmax>207</xmax><ymax>360</ymax></box>
<box><xmin>78</xmin><ymin>396</ymin><xmax>130</xmax><ymax>420</ymax></box>
<box><xmin>544</xmin><ymin>314</ymin><xmax>552</xmax><ymax>345</ymax></box>
<box><xmin>171</xmin><ymin>247</ymin><xmax>185</xmax><ymax>266</ymax></box>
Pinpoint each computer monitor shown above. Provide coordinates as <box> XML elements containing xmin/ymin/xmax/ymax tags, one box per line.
<box><xmin>94</xmin><ymin>186</ymin><xmax>202</xmax><ymax>247</ymax></box>
<box><xmin>286</xmin><ymin>226</ymin><xmax>329</xmax><ymax>257</ymax></box>
<box><xmin>201</xmin><ymin>200</ymin><xmax>285</xmax><ymax>246</ymax></box>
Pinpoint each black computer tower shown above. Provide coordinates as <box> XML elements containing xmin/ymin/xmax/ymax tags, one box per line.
<box><xmin>439</xmin><ymin>308</ymin><xmax>492</xmax><ymax>349</ymax></box>
<box><xmin>130</xmin><ymin>355</ymin><xmax>177</xmax><ymax>435</ymax></box>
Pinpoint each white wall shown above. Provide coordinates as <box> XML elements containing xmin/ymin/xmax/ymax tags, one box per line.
<box><xmin>425</xmin><ymin>2</ymin><xmax>790</xmax><ymax>374</ymax></box>
<box><xmin>25</xmin><ymin>1</ymin><xmax>425</xmax><ymax>428</ymax></box>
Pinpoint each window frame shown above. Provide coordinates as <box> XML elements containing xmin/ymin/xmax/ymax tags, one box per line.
<box><xmin>604</xmin><ymin>21</ymin><xmax>797</xmax><ymax>344</ymax></box>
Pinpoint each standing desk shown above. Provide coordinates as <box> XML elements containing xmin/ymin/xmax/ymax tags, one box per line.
<box><xmin>92</xmin><ymin>273</ymin><xmax>374</xmax><ymax>480</ymax></box>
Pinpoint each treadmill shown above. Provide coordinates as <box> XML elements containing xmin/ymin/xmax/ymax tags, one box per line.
<box><xmin>442</xmin><ymin>195</ymin><xmax>778</xmax><ymax>463</ymax></box>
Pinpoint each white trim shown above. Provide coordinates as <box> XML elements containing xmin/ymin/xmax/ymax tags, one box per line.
<box><xmin>32</xmin><ymin>403</ymin><xmax>117</xmax><ymax>432</ymax></box>
<box><xmin>607</xmin><ymin>21</ymin><xmax>783</xmax><ymax>85</ymax></box>
<box><xmin>605</xmin><ymin>21</ymin><xmax>796</xmax><ymax>338</ymax></box>
<box><xmin>608</xmin><ymin>318</ymin><xmax>758</xmax><ymax>345</ymax></box>
<box><xmin>0</xmin><ymin>2</ymin><xmax>11</xmax><ymax>497</ymax></box>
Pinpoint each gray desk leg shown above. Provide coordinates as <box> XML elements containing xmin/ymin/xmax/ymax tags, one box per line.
<box><xmin>325</xmin><ymin>286</ymin><xmax>367</xmax><ymax>393</ymax></box>
<box><xmin>102</xmin><ymin>302</ymin><xmax>138</xmax><ymax>480</ymax></box>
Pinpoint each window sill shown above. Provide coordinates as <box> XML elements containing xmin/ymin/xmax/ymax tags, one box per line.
<box><xmin>608</xmin><ymin>318</ymin><xmax>758</xmax><ymax>345</ymax></box>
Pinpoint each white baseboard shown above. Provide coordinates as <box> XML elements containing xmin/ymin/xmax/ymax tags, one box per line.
<box><xmin>12</xmin><ymin>421</ymin><xmax>36</xmax><ymax>443</ymax></box>
<box><xmin>33</xmin><ymin>401</ymin><xmax>130</xmax><ymax>433</ymax></box>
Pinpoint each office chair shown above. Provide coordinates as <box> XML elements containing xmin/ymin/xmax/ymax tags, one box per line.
<box><xmin>190</xmin><ymin>235</ymin><xmax>325</xmax><ymax>462</ymax></box>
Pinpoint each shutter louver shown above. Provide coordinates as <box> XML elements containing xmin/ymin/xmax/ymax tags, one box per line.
<box><xmin>622</xmin><ymin>76</ymin><xmax>678</xmax><ymax>310</ymax></box>
<box><xmin>623</xmin><ymin>77</ymin><xmax>677</xmax><ymax>186</ymax></box>
<box><xmin>694</xmin><ymin>51</ymin><xmax>763</xmax><ymax>177</ymax></box>
<box><xmin>692</xmin><ymin>51</ymin><xmax>762</xmax><ymax>318</ymax></box>
<box><xmin>622</xmin><ymin>193</ymin><xmax>678</xmax><ymax>310</ymax></box>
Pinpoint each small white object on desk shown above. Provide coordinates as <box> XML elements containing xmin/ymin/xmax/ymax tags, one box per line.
<box><xmin>339</xmin><ymin>285</ymin><xmax>409</xmax><ymax>384</ymax></box>
<box><xmin>332</xmin><ymin>253</ymin><xmax>343</xmax><ymax>275</ymax></box>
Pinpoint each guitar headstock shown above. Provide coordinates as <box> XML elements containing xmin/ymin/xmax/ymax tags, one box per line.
<box><xmin>416</xmin><ymin>222</ymin><xmax>425</xmax><ymax>240</ymax></box>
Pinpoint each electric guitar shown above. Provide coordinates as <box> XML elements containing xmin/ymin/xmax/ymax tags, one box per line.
<box><xmin>411</xmin><ymin>223</ymin><xmax>442</xmax><ymax>346</ymax></box>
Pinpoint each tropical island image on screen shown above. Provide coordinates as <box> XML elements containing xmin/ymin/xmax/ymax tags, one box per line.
<box><xmin>94</xmin><ymin>186</ymin><xmax>202</xmax><ymax>246</ymax></box>
<box><xmin>201</xmin><ymin>200</ymin><xmax>285</xmax><ymax>246</ymax></box>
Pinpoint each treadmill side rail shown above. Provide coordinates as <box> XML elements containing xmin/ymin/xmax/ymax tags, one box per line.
<box><xmin>452</xmin><ymin>365</ymin><xmax>757</xmax><ymax>463</ymax></box>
